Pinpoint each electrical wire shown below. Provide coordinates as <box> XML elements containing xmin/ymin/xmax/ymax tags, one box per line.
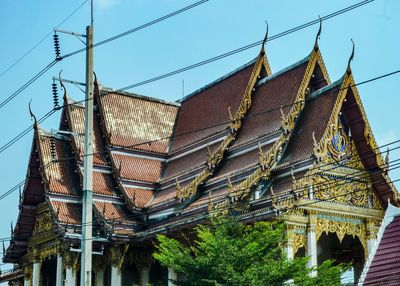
<box><xmin>0</xmin><ymin>0</ymin><xmax>209</xmax><ymax>112</ymax></box>
<box><xmin>62</xmin><ymin>0</ymin><xmax>210</xmax><ymax>59</ymax></box>
<box><xmin>0</xmin><ymin>0</ymin><xmax>89</xmax><ymax>80</ymax></box>
<box><xmin>3</xmin><ymin>151</ymin><xmax>399</xmax><ymax>238</ymax></box>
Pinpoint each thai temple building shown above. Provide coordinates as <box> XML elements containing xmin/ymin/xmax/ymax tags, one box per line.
<box><xmin>1</xmin><ymin>31</ymin><xmax>399</xmax><ymax>286</ymax></box>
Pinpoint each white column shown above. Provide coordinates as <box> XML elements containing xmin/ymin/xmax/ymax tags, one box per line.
<box><xmin>140</xmin><ymin>267</ymin><xmax>150</xmax><ymax>286</ymax></box>
<box><xmin>65</xmin><ymin>267</ymin><xmax>77</xmax><ymax>286</ymax></box>
<box><xmin>307</xmin><ymin>227</ymin><xmax>317</xmax><ymax>276</ymax></box>
<box><xmin>168</xmin><ymin>268</ymin><xmax>178</xmax><ymax>286</ymax></box>
<box><xmin>111</xmin><ymin>265</ymin><xmax>121</xmax><ymax>286</ymax></box>
<box><xmin>96</xmin><ymin>270</ymin><xmax>104</xmax><ymax>286</ymax></box>
<box><xmin>24</xmin><ymin>277</ymin><xmax>30</xmax><ymax>286</ymax></box>
<box><xmin>367</xmin><ymin>238</ymin><xmax>376</xmax><ymax>257</ymax></box>
<box><xmin>32</xmin><ymin>261</ymin><xmax>40</xmax><ymax>286</ymax></box>
<box><xmin>286</xmin><ymin>239</ymin><xmax>294</xmax><ymax>260</ymax></box>
<box><xmin>56</xmin><ymin>254</ymin><xmax>64</xmax><ymax>286</ymax></box>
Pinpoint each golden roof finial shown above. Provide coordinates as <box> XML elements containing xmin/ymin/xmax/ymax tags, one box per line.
<box><xmin>314</xmin><ymin>16</ymin><xmax>322</xmax><ymax>51</ymax></box>
<box><xmin>261</xmin><ymin>21</ymin><xmax>269</xmax><ymax>53</ymax></box>
<box><xmin>346</xmin><ymin>39</ymin><xmax>355</xmax><ymax>74</ymax></box>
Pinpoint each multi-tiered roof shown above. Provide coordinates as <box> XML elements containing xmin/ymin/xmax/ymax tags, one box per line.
<box><xmin>5</xmin><ymin>37</ymin><xmax>398</xmax><ymax>263</ymax></box>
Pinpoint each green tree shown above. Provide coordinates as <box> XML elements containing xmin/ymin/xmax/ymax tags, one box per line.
<box><xmin>154</xmin><ymin>218</ymin><xmax>346</xmax><ymax>286</ymax></box>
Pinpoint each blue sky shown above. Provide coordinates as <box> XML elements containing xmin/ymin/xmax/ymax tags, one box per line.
<box><xmin>0</xmin><ymin>0</ymin><xmax>399</xmax><ymax>272</ymax></box>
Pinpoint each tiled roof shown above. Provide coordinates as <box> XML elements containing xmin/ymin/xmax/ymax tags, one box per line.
<box><xmin>279</xmin><ymin>82</ymin><xmax>341</xmax><ymax>165</ymax></box>
<box><xmin>361</xmin><ymin>203</ymin><xmax>400</xmax><ymax>285</ymax></box>
<box><xmin>92</xmin><ymin>171</ymin><xmax>118</xmax><ymax>196</ymax></box>
<box><xmin>94</xmin><ymin>201</ymin><xmax>136</xmax><ymax>224</ymax></box>
<box><xmin>98</xmin><ymin>90</ymin><xmax>178</xmax><ymax>154</ymax></box>
<box><xmin>162</xmin><ymin>142</ymin><xmax>220</xmax><ymax>180</ymax></box>
<box><xmin>38</xmin><ymin>132</ymin><xmax>80</xmax><ymax>197</ymax></box>
<box><xmin>146</xmin><ymin>186</ymin><xmax>177</xmax><ymax>207</ymax></box>
<box><xmin>50</xmin><ymin>200</ymin><xmax>82</xmax><ymax>225</ymax></box>
<box><xmin>121</xmin><ymin>186</ymin><xmax>153</xmax><ymax>208</ymax></box>
<box><xmin>170</xmin><ymin>61</ymin><xmax>256</xmax><ymax>152</ymax></box>
<box><xmin>233</xmin><ymin>61</ymin><xmax>309</xmax><ymax>147</ymax></box>
<box><xmin>111</xmin><ymin>153</ymin><xmax>162</xmax><ymax>183</ymax></box>
<box><xmin>67</xmin><ymin>103</ymin><xmax>107</xmax><ymax>165</ymax></box>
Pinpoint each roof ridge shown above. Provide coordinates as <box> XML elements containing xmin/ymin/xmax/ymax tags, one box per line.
<box><xmin>307</xmin><ymin>75</ymin><xmax>345</xmax><ymax>99</ymax></box>
<box><xmin>98</xmin><ymin>86</ymin><xmax>180</xmax><ymax>107</ymax></box>
<box><xmin>178</xmin><ymin>56</ymin><xmax>258</xmax><ymax>103</ymax></box>
<box><xmin>256</xmin><ymin>54</ymin><xmax>311</xmax><ymax>87</ymax></box>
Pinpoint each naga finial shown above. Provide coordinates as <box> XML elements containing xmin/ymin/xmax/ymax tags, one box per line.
<box><xmin>314</xmin><ymin>16</ymin><xmax>322</xmax><ymax>51</ymax></box>
<box><xmin>28</xmin><ymin>100</ymin><xmax>38</xmax><ymax>129</ymax></box>
<box><xmin>346</xmin><ymin>39</ymin><xmax>355</xmax><ymax>74</ymax></box>
<box><xmin>261</xmin><ymin>21</ymin><xmax>269</xmax><ymax>52</ymax></box>
<box><xmin>58</xmin><ymin>70</ymin><xmax>67</xmax><ymax>108</ymax></box>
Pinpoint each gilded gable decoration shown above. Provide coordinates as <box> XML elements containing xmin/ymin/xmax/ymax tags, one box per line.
<box><xmin>177</xmin><ymin>46</ymin><xmax>271</xmax><ymax>201</ymax></box>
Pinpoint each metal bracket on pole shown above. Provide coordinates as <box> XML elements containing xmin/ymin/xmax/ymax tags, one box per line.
<box><xmin>52</xmin><ymin>77</ymin><xmax>86</xmax><ymax>86</ymax></box>
<box><xmin>54</xmin><ymin>28</ymin><xmax>87</xmax><ymax>38</ymax></box>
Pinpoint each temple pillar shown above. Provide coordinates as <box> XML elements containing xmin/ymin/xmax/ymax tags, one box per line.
<box><xmin>64</xmin><ymin>253</ymin><xmax>77</xmax><ymax>286</ymax></box>
<box><xmin>32</xmin><ymin>261</ymin><xmax>40</xmax><ymax>286</ymax></box>
<box><xmin>65</xmin><ymin>268</ymin><xmax>77</xmax><ymax>286</ymax></box>
<box><xmin>286</xmin><ymin>239</ymin><xmax>294</xmax><ymax>260</ymax></box>
<box><xmin>307</xmin><ymin>213</ymin><xmax>317</xmax><ymax>276</ymax></box>
<box><xmin>23</xmin><ymin>265</ymin><xmax>32</xmax><ymax>286</ymax></box>
<box><xmin>56</xmin><ymin>254</ymin><xmax>64</xmax><ymax>286</ymax></box>
<box><xmin>111</xmin><ymin>265</ymin><xmax>121</xmax><ymax>286</ymax></box>
<box><xmin>168</xmin><ymin>268</ymin><xmax>178</xmax><ymax>286</ymax></box>
<box><xmin>366</xmin><ymin>220</ymin><xmax>377</xmax><ymax>257</ymax></box>
<box><xmin>140</xmin><ymin>267</ymin><xmax>150</xmax><ymax>286</ymax></box>
<box><xmin>132</xmin><ymin>248</ymin><xmax>153</xmax><ymax>286</ymax></box>
<box><xmin>96</xmin><ymin>270</ymin><xmax>105</xmax><ymax>286</ymax></box>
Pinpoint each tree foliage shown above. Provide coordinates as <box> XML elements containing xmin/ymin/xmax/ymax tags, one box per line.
<box><xmin>154</xmin><ymin>219</ymin><xmax>346</xmax><ymax>286</ymax></box>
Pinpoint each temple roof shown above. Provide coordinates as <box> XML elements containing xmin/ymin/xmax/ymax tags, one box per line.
<box><xmin>4</xmin><ymin>43</ymin><xmax>398</xmax><ymax>263</ymax></box>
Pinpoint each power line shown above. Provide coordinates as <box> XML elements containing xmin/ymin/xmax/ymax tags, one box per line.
<box><xmin>0</xmin><ymin>61</ymin><xmax>58</xmax><ymax>111</ymax></box>
<box><xmin>0</xmin><ymin>0</ymin><xmax>209</xmax><ymax>112</ymax></box>
<box><xmin>3</xmin><ymin>145</ymin><xmax>399</xmax><ymax>234</ymax></box>
<box><xmin>3</xmin><ymin>162</ymin><xmax>400</xmax><ymax>243</ymax></box>
<box><xmin>116</xmin><ymin>0</ymin><xmax>375</xmax><ymax>91</ymax></box>
<box><xmin>62</xmin><ymin>0</ymin><xmax>210</xmax><ymax>59</ymax></box>
<box><xmin>0</xmin><ymin>0</ymin><xmax>89</xmax><ymax>80</ymax></box>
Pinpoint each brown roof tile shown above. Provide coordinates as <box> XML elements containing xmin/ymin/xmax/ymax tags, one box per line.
<box><xmin>94</xmin><ymin>201</ymin><xmax>135</xmax><ymax>224</ymax></box>
<box><xmin>67</xmin><ymin>104</ymin><xmax>107</xmax><ymax>165</ymax></box>
<box><xmin>38</xmin><ymin>132</ymin><xmax>80</xmax><ymax>196</ymax></box>
<box><xmin>121</xmin><ymin>187</ymin><xmax>153</xmax><ymax>208</ymax></box>
<box><xmin>92</xmin><ymin>171</ymin><xmax>118</xmax><ymax>197</ymax></box>
<box><xmin>50</xmin><ymin>200</ymin><xmax>81</xmax><ymax>225</ymax></box>
<box><xmin>233</xmin><ymin>61</ymin><xmax>309</xmax><ymax>147</ymax></box>
<box><xmin>147</xmin><ymin>186</ymin><xmax>177</xmax><ymax>207</ymax></box>
<box><xmin>170</xmin><ymin>61</ymin><xmax>256</xmax><ymax>152</ymax></box>
<box><xmin>98</xmin><ymin>91</ymin><xmax>178</xmax><ymax>154</ymax></box>
<box><xmin>279</xmin><ymin>84</ymin><xmax>340</xmax><ymax>165</ymax></box>
<box><xmin>162</xmin><ymin>142</ymin><xmax>220</xmax><ymax>180</ymax></box>
<box><xmin>111</xmin><ymin>153</ymin><xmax>162</xmax><ymax>183</ymax></box>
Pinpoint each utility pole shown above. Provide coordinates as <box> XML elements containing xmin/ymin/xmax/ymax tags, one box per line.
<box><xmin>80</xmin><ymin>23</ymin><xmax>94</xmax><ymax>286</ymax></box>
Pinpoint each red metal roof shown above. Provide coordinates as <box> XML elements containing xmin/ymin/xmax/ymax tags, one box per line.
<box><xmin>362</xmin><ymin>205</ymin><xmax>400</xmax><ymax>285</ymax></box>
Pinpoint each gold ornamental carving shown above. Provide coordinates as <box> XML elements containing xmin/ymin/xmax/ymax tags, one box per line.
<box><xmin>33</xmin><ymin>211</ymin><xmax>53</xmax><ymax>235</ymax></box>
<box><xmin>315</xmin><ymin>216</ymin><xmax>366</xmax><ymax>251</ymax></box>
<box><xmin>176</xmin><ymin>50</ymin><xmax>270</xmax><ymax>201</ymax></box>
<box><xmin>224</xmin><ymin>47</ymin><xmax>330</xmax><ymax>206</ymax></box>
<box><xmin>287</xmin><ymin>225</ymin><xmax>307</xmax><ymax>256</ymax></box>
